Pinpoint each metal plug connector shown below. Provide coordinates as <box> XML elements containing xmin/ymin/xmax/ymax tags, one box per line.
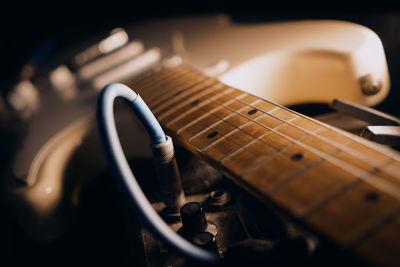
<box><xmin>151</xmin><ymin>136</ymin><xmax>185</xmax><ymax>212</ymax></box>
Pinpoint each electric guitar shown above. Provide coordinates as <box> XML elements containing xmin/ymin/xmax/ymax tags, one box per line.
<box><xmin>3</xmin><ymin>15</ymin><xmax>398</xmax><ymax>266</ymax></box>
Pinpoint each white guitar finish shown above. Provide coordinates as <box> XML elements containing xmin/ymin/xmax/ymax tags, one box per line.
<box><xmin>4</xmin><ymin>14</ymin><xmax>391</xmax><ymax>240</ymax></box>
<box><xmin>129</xmin><ymin>15</ymin><xmax>390</xmax><ymax>106</ymax></box>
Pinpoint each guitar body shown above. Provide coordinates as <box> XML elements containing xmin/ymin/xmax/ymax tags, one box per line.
<box><xmin>3</xmin><ymin>14</ymin><xmax>396</xmax><ymax>266</ymax></box>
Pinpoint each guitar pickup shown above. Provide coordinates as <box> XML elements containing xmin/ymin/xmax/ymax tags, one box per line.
<box><xmin>77</xmin><ymin>41</ymin><xmax>145</xmax><ymax>81</ymax></box>
<box><xmin>73</xmin><ymin>28</ymin><xmax>129</xmax><ymax>67</ymax></box>
<box><xmin>91</xmin><ymin>47</ymin><xmax>161</xmax><ymax>90</ymax></box>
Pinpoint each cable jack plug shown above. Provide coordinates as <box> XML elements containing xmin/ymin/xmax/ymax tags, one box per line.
<box><xmin>152</xmin><ymin>136</ymin><xmax>185</xmax><ymax>213</ymax></box>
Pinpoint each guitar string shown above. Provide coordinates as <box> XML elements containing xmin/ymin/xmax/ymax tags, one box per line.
<box><xmin>198</xmin><ymin>86</ymin><xmax>400</xmax><ymax>200</ymax></box>
<box><xmin>199</xmin><ymin>101</ymin><xmax>274</xmax><ymax>159</ymax></box>
<box><xmin>130</xmin><ymin>67</ymin><xmax>400</xmax><ymax>258</ymax></box>
<box><xmin>184</xmin><ymin>95</ymin><xmax>345</xmax><ymax>189</ymax></box>
<box><xmin>165</xmin><ymin>74</ymin><xmax>391</xmax><ymax>174</ymax></box>
<box><xmin>139</xmin><ymin>67</ymin><xmax>399</xmax><ymax>180</ymax></box>
<box><xmin>133</xmin><ymin>67</ymin><xmax>400</xmax><ymax>200</ymax></box>
<box><xmin>172</xmin><ymin>91</ymin><xmax>250</xmax><ymax>131</ymax></box>
<box><xmin>178</xmin><ymin>69</ymin><xmax>400</xmax><ymax>259</ymax></box>
<box><xmin>137</xmin><ymin>67</ymin><xmax>398</xmax><ymax>171</ymax></box>
<box><xmin>177</xmin><ymin>97</ymin><xmax>349</xmax><ymax>204</ymax></box>
<box><xmin>208</xmin><ymin>82</ymin><xmax>397</xmax><ymax>170</ymax></box>
<box><xmin>153</xmin><ymin>74</ymin><xmax>400</xmax><ymax>245</ymax></box>
<box><xmin>189</xmin><ymin>93</ymin><xmax>400</xmax><ymax>226</ymax></box>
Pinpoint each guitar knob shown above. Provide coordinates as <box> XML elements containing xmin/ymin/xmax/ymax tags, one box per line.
<box><xmin>180</xmin><ymin>202</ymin><xmax>207</xmax><ymax>234</ymax></box>
<box><xmin>193</xmin><ymin>232</ymin><xmax>218</xmax><ymax>252</ymax></box>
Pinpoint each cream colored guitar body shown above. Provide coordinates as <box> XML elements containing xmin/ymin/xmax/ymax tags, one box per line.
<box><xmin>4</xmin><ymin>14</ymin><xmax>391</xmax><ymax>240</ymax></box>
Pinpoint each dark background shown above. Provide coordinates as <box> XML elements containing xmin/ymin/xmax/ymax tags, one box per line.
<box><xmin>1</xmin><ymin>2</ymin><xmax>400</xmax><ymax>116</ymax></box>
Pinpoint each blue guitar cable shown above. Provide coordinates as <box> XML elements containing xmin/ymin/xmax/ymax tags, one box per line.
<box><xmin>97</xmin><ymin>83</ymin><xmax>219</xmax><ymax>264</ymax></box>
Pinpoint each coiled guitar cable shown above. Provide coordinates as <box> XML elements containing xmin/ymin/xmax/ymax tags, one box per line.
<box><xmin>97</xmin><ymin>83</ymin><xmax>219</xmax><ymax>264</ymax></box>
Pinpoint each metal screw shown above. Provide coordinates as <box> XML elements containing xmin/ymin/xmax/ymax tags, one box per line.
<box><xmin>208</xmin><ymin>190</ymin><xmax>231</xmax><ymax>209</ymax></box>
<box><xmin>360</xmin><ymin>74</ymin><xmax>382</xmax><ymax>96</ymax></box>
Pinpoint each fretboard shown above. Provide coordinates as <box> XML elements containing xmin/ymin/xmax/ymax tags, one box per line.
<box><xmin>130</xmin><ymin>65</ymin><xmax>400</xmax><ymax>266</ymax></box>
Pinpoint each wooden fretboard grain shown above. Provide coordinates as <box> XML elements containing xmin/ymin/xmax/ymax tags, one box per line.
<box><xmin>131</xmin><ymin>66</ymin><xmax>400</xmax><ymax>266</ymax></box>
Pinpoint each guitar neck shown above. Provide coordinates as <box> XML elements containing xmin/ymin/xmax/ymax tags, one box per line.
<box><xmin>131</xmin><ymin>65</ymin><xmax>400</xmax><ymax>266</ymax></box>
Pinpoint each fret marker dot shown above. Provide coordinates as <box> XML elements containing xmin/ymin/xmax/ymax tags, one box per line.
<box><xmin>207</xmin><ymin>131</ymin><xmax>218</xmax><ymax>139</ymax></box>
<box><xmin>191</xmin><ymin>100</ymin><xmax>200</xmax><ymax>106</ymax></box>
<box><xmin>248</xmin><ymin>109</ymin><xmax>258</xmax><ymax>115</ymax></box>
<box><xmin>365</xmin><ymin>192</ymin><xmax>379</xmax><ymax>203</ymax></box>
<box><xmin>291</xmin><ymin>153</ymin><xmax>303</xmax><ymax>161</ymax></box>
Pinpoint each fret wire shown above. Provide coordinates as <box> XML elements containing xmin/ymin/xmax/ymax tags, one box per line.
<box><xmin>146</xmin><ymin>70</ymin><xmax>399</xmax><ymax>175</ymax></box>
<box><xmin>133</xmin><ymin>67</ymin><xmax>400</xmax><ymax>265</ymax></box>
<box><xmin>350</xmin><ymin>207</ymin><xmax>400</xmax><ymax>249</ymax></box>
<box><xmin>244</xmin><ymin>113</ymin><xmax>400</xmax><ymax>200</ymax></box>
<box><xmin>205</xmin><ymin>127</ymin><xmax>259</xmax><ymax>158</ymax></box>
<box><xmin>185</xmin><ymin>102</ymin><xmax>276</xmax><ymax>166</ymax></box>
<box><xmin>252</xmin><ymin>107</ymin><xmax>395</xmax><ymax>171</ymax></box>
<box><xmin>184</xmin><ymin>98</ymin><xmax>312</xmax><ymax>178</ymax></box>
<box><xmin>185</xmin><ymin>106</ymin><xmax>258</xmax><ymax>149</ymax></box>
<box><xmin>176</xmin><ymin>95</ymin><xmax>241</xmax><ymax>134</ymax></box>
<box><xmin>238</xmin><ymin>116</ymin><xmax>311</xmax><ymax>177</ymax></box>
<box><xmin>222</xmin><ymin>121</ymin><xmax>396</xmax><ymax>223</ymax></box>
<box><xmin>207</xmin><ymin>96</ymin><xmax>260</xmax><ymax>123</ymax></box>
<box><xmin>306</xmin><ymin>181</ymin><xmax>400</xmax><ymax>247</ymax></box>
<box><xmin>218</xmin><ymin>115</ymin><xmax>301</xmax><ymax>163</ymax></box>
<box><xmin>298</xmin><ymin>175</ymin><xmax>360</xmax><ymax>219</ymax></box>
<box><xmin>195</xmin><ymin>87</ymin><xmax>400</xmax><ymax>200</ymax></box>
<box><xmin>134</xmin><ymin>69</ymin><xmax>400</xmax><ymax>247</ymax></box>
<box><xmin>288</xmin><ymin>140</ymin><xmax>400</xmax><ymax>199</ymax></box>
<box><xmin>191</xmin><ymin>99</ymin><xmax>254</xmax><ymax>140</ymax></box>
<box><xmin>198</xmin><ymin>98</ymin><xmax>299</xmax><ymax>156</ymax></box>
<box><xmin>186</xmin><ymin>93</ymin><xmax>248</xmax><ymax>143</ymax></box>
<box><xmin>182</xmin><ymin>94</ymin><xmax>327</xmax><ymax>189</ymax></box>
<box><xmin>354</xmin><ymin>212</ymin><xmax>400</xmax><ymax>266</ymax></box>
<box><xmin>135</xmin><ymin>68</ymin><xmax>400</xmax><ymax>200</ymax></box>
<box><xmin>266</xmin><ymin>158</ymin><xmax>324</xmax><ymax>195</ymax></box>
<box><xmin>179</xmin><ymin>93</ymin><xmax>245</xmax><ymax>139</ymax></box>
<box><xmin>203</xmin><ymin>106</ymin><xmax>268</xmax><ymax>156</ymax></box>
<box><xmin>206</xmin><ymin>85</ymin><xmax>399</xmax><ymax>177</ymax></box>
<box><xmin>259</xmin><ymin>157</ymin><xmax>345</xmax><ymax>217</ymax></box>
<box><xmin>262</xmin><ymin>127</ymin><xmax>400</xmax><ymax>200</ymax></box>
<box><xmin>134</xmin><ymin>67</ymin><xmax>385</xmax><ymax>163</ymax></box>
